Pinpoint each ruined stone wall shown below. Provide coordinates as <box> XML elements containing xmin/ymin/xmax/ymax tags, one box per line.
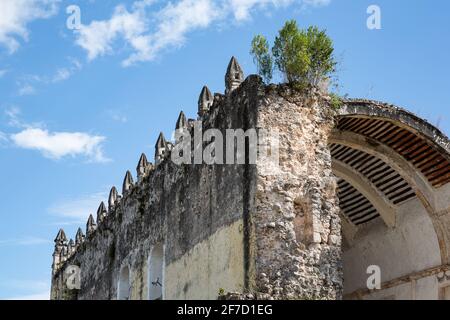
<box><xmin>51</xmin><ymin>76</ymin><xmax>261</xmax><ymax>300</ymax></box>
<box><xmin>51</xmin><ymin>76</ymin><xmax>343</xmax><ymax>300</ymax></box>
<box><xmin>251</xmin><ymin>86</ymin><xmax>342</xmax><ymax>299</ymax></box>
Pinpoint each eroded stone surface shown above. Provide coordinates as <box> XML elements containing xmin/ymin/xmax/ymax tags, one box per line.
<box><xmin>50</xmin><ymin>75</ymin><xmax>343</xmax><ymax>300</ymax></box>
<box><xmin>252</xmin><ymin>86</ymin><xmax>342</xmax><ymax>299</ymax></box>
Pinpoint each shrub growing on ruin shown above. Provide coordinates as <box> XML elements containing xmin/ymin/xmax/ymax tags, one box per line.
<box><xmin>250</xmin><ymin>35</ymin><xmax>273</xmax><ymax>84</ymax></box>
<box><xmin>250</xmin><ymin>20</ymin><xmax>336</xmax><ymax>89</ymax></box>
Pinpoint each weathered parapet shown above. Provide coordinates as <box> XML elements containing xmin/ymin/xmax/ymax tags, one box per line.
<box><xmin>50</xmin><ymin>57</ymin><xmax>343</xmax><ymax>300</ymax></box>
<box><xmin>51</xmin><ymin>58</ymin><xmax>263</xmax><ymax>300</ymax></box>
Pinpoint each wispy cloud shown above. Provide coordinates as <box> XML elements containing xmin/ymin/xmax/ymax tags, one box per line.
<box><xmin>75</xmin><ymin>1</ymin><xmax>154</xmax><ymax>64</ymax></box>
<box><xmin>0</xmin><ymin>69</ymin><xmax>8</xmax><ymax>78</ymax></box>
<box><xmin>228</xmin><ymin>0</ymin><xmax>294</xmax><ymax>21</ymax></box>
<box><xmin>5</xmin><ymin>106</ymin><xmax>23</xmax><ymax>127</ymax></box>
<box><xmin>51</xmin><ymin>58</ymin><xmax>82</xmax><ymax>83</ymax></box>
<box><xmin>1</xmin><ymin>279</ymin><xmax>50</xmax><ymax>300</ymax></box>
<box><xmin>7</xmin><ymin>291</ymin><xmax>50</xmax><ymax>300</ymax></box>
<box><xmin>15</xmin><ymin>58</ymin><xmax>83</xmax><ymax>95</ymax></box>
<box><xmin>48</xmin><ymin>191</ymin><xmax>107</xmax><ymax>223</ymax></box>
<box><xmin>0</xmin><ymin>0</ymin><xmax>60</xmax><ymax>53</ymax></box>
<box><xmin>52</xmin><ymin>68</ymin><xmax>71</xmax><ymax>82</ymax></box>
<box><xmin>108</xmin><ymin>109</ymin><xmax>128</xmax><ymax>123</ymax></box>
<box><xmin>302</xmin><ymin>0</ymin><xmax>331</xmax><ymax>7</ymax></box>
<box><xmin>5</xmin><ymin>107</ymin><xmax>110</xmax><ymax>163</ymax></box>
<box><xmin>17</xmin><ymin>83</ymin><xmax>36</xmax><ymax>96</ymax></box>
<box><xmin>0</xmin><ymin>237</ymin><xmax>50</xmax><ymax>247</ymax></box>
<box><xmin>11</xmin><ymin>128</ymin><xmax>109</xmax><ymax>163</ymax></box>
<box><xmin>124</xmin><ymin>0</ymin><xmax>219</xmax><ymax>66</ymax></box>
<box><xmin>0</xmin><ymin>131</ymin><xmax>8</xmax><ymax>145</ymax></box>
<box><xmin>4</xmin><ymin>106</ymin><xmax>43</xmax><ymax>129</ymax></box>
<box><xmin>74</xmin><ymin>0</ymin><xmax>332</xmax><ymax>66</ymax></box>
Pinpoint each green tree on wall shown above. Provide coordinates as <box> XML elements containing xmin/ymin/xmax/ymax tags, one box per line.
<box><xmin>250</xmin><ymin>20</ymin><xmax>337</xmax><ymax>90</ymax></box>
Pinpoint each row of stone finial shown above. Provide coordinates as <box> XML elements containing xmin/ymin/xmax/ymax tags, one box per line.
<box><xmin>51</xmin><ymin>138</ymin><xmax>174</xmax><ymax>267</ymax></box>
<box><xmin>198</xmin><ymin>56</ymin><xmax>244</xmax><ymax>118</ymax></box>
<box><xmin>51</xmin><ymin>57</ymin><xmax>245</xmax><ymax>271</ymax></box>
<box><xmin>52</xmin><ymin>228</ymin><xmax>85</xmax><ymax>273</ymax></box>
<box><xmin>51</xmin><ymin>151</ymin><xmax>156</xmax><ymax>272</ymax></box>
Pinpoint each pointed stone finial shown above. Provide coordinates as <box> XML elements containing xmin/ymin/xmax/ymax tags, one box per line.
<box><xmin>96</xmin><ymin>201</ymin><xmax>107</xmax><ymax>224</ymax></box>
<box><xmin>137</xmin><ymin>153</ymin><xmax>149</xmax><ymax>181</ymax></box>
<box><xmin>176</xmin><ymin>111</ymin><xmax>187</xmax><ymax>130</ymax></box>
<box><xmin>122</xmin><ymin>170</ymin><xmax>134</xmax><ymax>194</ymax></box>
<box><xmin>68</xmin><ymin>239</ymin><xmax>75</xmax><ymax>255</ymax></box>
<box><xmin>198</xmin><ymin>86</ymin><xmax>213</xmax><ymax>118</ymax></box>
<box><xmin>225</xmin><ymin>56</ymin><xmax>244</xmax><ymax>94</ymax></box>
<box><xmin>155</xmin><ymin>132</ymin><xmax>168</xmax><ymax>165</ymax></box>
<box><xmin>52</xmin><ymin>229</ymin><xmax>71</xmax><ymax>272</ymax></box>
<box><xmin>75</xmin><ymin>228</ymin><xmax>85</xmax><ymax>246</ymax></box>
<box><xmin>61</xmin><ymin>246</ymin><xmax>68</xmax><ymax>261</ymax></box>
<box><xmin>54</xmin><ymin>229</ymin><xmax>67</xmax><ymax>245</ymax></box>
<box><xmin>86</xmin><ymin>214</ymin><xmax>97</xmax><ymax>236</ymax></box>
<box><xmin>52</xmin><ymin>229</ymin><xmax>68</xmax><ymax>273</ymax></box>
<box><xmin>108</xmin><ymin>186</ymin><xmax>119</xmax><ymax>211</ymax></box>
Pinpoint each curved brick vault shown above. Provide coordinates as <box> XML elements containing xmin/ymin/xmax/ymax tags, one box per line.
<box><xmin>332</xmin><ymin>99</ymin><xmax>450</xmax><ymax>299</ymax></box>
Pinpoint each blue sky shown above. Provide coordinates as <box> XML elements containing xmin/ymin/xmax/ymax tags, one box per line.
<box><xmin>0</xmin><ymin>0</ymin><xmax>449</xmax><ymax>299</ymax></box>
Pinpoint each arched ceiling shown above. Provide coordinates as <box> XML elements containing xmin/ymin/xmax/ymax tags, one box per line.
<box><xmin>337</xmin><ymin>178</ymin><xmax>380</xmax><ymax>225</ymax></box>
<box><xmin>331</xmin><ymin>99</ymin><xmax>450</xmax><ymax>228</ymax></box>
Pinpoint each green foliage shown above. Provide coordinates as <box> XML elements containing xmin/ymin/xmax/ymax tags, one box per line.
<box><xmin>251</xmin><ymin>20</ymin><xmax>337</xmax><ymax>89</ymax></box>
<box><xmin>250</xmin><ymin>35</ymin><xmax>273</xmax><ymax>84</ymax></box>
<box><xmin>304</xmin><ymin>26</ymin><xmax>336</xmax><ymax>86</ymax></box>
<box><xmin>329</xmin><ymin>92</ymin><xmax>344</xmax><ymax>110</ymax></box>
<box><xmin>272</xmin><ymin>20</ymin><xmax>310</xmax><ymax>84</ymax></box>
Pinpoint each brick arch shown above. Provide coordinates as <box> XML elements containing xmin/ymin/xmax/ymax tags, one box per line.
<box><xmin>331</xmin><ymin>99</ymin><xmax>450</xmax><ymax>298</ymax></box>
<box><xmin>336</xmin><ymin>99</ymin><xmax>450</xmax><ymax>187</ymax></box>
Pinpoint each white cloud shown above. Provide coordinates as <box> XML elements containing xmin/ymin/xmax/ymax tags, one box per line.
<box><xmin>302</xmin><ymin>0</ymin><xmax>331</xmax><ymax>7</ymax></box>
<box><xmin>123</xmin><ymin>0</ymin><xmax>219</xmax><ymax>66</ymax></box>
<box><xmin>5</xmin><ymin>106</ymin><xmax>20</xmax><ymax>127</ymax></box>
<box><xmin>52</xmin><ymin>58</ymin><xmax>82</xmax><ymax>83</ymax></box>
<box><xmin>228</xmin><ymin>0</ymin><xmax>294</xmax><ymax>21</ymax></box>
<box><xmin>48</xmin><ymin>191</ymin><xmax>107</xmax><ymax>223</ymax></box>
<box><xmin>2</xmin><ymin>280</ymin><xmax>50</xmax><ymax>300</ymax></box>
<box><xmin>52</xmin><ymin>68</ymin><xmax>71</xmax><ymax>82</ymax></box>
<box><xmin>17</xmin><ymin>83</ymin><xmax>36</xmax><ymax>96</ymax></box>
<box><xmin>108</xmin><ymin>110</ymin><xmax>128</xmax><ymax>123</ymax></box>
<box><xmin>7</xmin><ymin>291</ymin><xmax>50</xmax><ymax>300</ymax></box>
<box><xmin>0</xmin><ymin>0</ymin><xmax>60</xmax><ymax>53</ymax></box>
<box><xmin>5</xmin><ymin>107</ymin><xmax>108</xmax><ymax>162</ymax></box>
<box><xmin>15</xmin><ymin>58</ymin><xmax>83</xmax><ymax>94</ymax></box>
<box><xmin>10</xmin><ymin>128</ymin><xmax>109</xmax><ymax>162</ymax></box>
<box><xmin>75</xmin><ymin>2</ymin><xmax>151</xmax><ymax>62</ymax></box>
<box><xmin>4</xmin><ymin>106</ymin><xmax>40</xmax><ymax>128</ymax></box>
<box><xmin>0</xmin><ymin>131</ymin><xmax>8</xmax><ymax>144</ymax></box>
<box><xmin>74</xmin><ymin>0</ymin><xmax>332</xmax><ymax>66</ymax></box>
<box><xmin>0</xmin><ymin>237</ymin><xmax>50</xmax><ymax>246</ymax></box>
<box><xmin>0</xmin><ymin>69</ymin><xmax>8</xmax><ymax>78</ymax></box>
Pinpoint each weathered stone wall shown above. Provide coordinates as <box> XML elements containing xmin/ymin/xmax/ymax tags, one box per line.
<box><xmin>251</xmin><ymin>86</ymin><xmax>342</xmax><ymax>299</ymax></box>
<box><xmin>51</xmin><ymin>76</ymin><xmax>261</xmax><ymax>300</ymax></box>
<box><xmin>51</xmin><ymin>76</ymin><xmax>343</xmax><ymax>300</ymax></box>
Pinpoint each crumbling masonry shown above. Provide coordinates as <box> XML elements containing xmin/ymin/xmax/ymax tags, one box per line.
<box><xmin>51</xmin><ymin>57</ymin><xmax>450</xmax><ymax>300</ymax></box>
